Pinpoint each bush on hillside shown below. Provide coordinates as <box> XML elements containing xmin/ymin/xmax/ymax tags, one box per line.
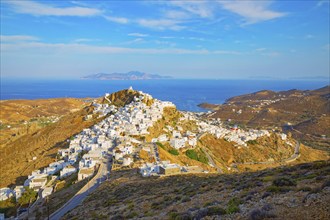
<box><xmin>169</xmin><ymin>149</ymin><xmax>179</xmax><ymax>156</ymax></box>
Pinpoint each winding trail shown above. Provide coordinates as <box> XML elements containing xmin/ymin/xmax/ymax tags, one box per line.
<box><xmin>197</xmin><ymin>132</ymin><xmax>222</xmax><ymax>173</ymax></box>
<box><xmin>233</xmin><ymin>141</ymin><xmax>301</xmax><ymax>166</ymax></box>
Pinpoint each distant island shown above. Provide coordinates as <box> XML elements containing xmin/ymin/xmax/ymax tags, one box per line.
<box><xmin>81</xmin><ymin>71</ymin><xmax>172</xmax><ymax>80</ymax></box>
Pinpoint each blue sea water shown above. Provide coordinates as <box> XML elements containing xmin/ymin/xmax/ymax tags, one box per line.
<box><xmin>0</xmin><ymin>79</ymin><xmax>328</xmax><ymax>112</ymax></box>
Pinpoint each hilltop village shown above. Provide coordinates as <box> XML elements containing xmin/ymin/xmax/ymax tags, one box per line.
<box><xmin>0</xmin><ymin>88</ymin><xmax>290</xmax><ymax>217</ymax></box>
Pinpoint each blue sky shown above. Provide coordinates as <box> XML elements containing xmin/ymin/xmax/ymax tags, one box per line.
<box><xmin>0</xmin><ymin>0</ymin><xmax>329</xmax><ymax>79</ymax></box>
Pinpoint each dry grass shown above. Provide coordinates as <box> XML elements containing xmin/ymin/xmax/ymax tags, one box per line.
<box><xmin>0</xmin><ymin>106</ymin><xmax>102</xmax><ymax>188</ymax></box>
<box><xmin>62</xmin><ymin>160</ymin><xmax>330</xmax><ymax>220</ymax></box>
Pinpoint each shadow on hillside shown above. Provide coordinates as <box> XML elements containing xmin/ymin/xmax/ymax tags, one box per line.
<box><xmin>61</xmin><ymin>160</ymin><xmax>330</xmax><ymax>219</ymax></box>
<box><xmin>11</xmin><ymin>176</ymin><xmax>28</xmax><ymax>188</ymax></box>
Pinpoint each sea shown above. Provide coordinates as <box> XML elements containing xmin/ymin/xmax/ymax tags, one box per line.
<box><xmin>1</xmin><ymin>79</ymin><xmax>328</xmax><ymax>112</ymax></box>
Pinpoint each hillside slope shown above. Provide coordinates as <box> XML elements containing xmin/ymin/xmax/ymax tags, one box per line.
<box><xmin>63</xmin><ymin>160</ymin><xmax>330</xmax><ymax>219</ymax></box>
<box><xmin>0</xmin><ymin>98</ymin><xmax>90</xmax><ymax>147</ymax></box>
<box><xmin>0</xmin><ymin>89</ymin><xmax>146</xmax><ymax>188</ymax></box>
<box><xmin>200</xmin><ymin>86</ymin><xmax>330</xmax><ymax>150</ymax></box>
<box><xmin>0</xmin><ymin>106</ymin><xmax>100</xmax><ymax>187</ymax></box>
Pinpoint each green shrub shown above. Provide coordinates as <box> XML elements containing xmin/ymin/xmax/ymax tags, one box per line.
<box><xmin>247</xmin><ymin>140</ymin><xmax>258</xmax><ymax>145</ymax></box>
<box><xmin>185</xmin><ymin>149</ymin><xmax>209</xmax><ymax>164</ymax></box>
<box><xmin>226</xmin><ymin>197</ymin><xmax>242</xmax><ymax>214</ymax></box>
<box><xmin>207</xmin><ymin>206</ymin><xmax>226</xmax><ymax>216</ymax></box>
<box><xmin>272</xmin><ymin>177</ymin><xmax>296</xmax><ymax>187</ymax></box>
<box><xmin>156</xmin><ymin>142</ymin><xmax>164</xmax><ymax>148</ymax></box>
<box><xmin>186</xmin><ymin>150</ymin><xmax>198</xmax><ymax>160</ymax></box>
<box><xmin>266</xmin><ymin>185</ymin><xmax>291</xmax><ymax>193</ymax></box>
<box><xmin>18</xmin><ymin>187</ymin><xmax>37</xmax><ymax>206</ymax></box>
<box><xmin>169</xmin><ymin>149</ymin><xmax>179</xmax><ymax>156</ymax></box>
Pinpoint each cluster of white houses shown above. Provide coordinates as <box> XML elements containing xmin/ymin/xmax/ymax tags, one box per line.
<box><xmin>0</xmin><ymin>88</ymin><xmax>177</xmax><ymax>201</ymax></box>
<box><xmin>196</xmin><ymin>119</ymin><xmax>272</xmax><ymax>146</ymax></box>
<box><xmin>151</xmin><ymin>128</ymin><xmax>198</xmax><ymax>149</ymax></box>
<box><xmin>1</xmin><ymin>88</ymin><xmax>290</xmax><ymax>202</ymax></box>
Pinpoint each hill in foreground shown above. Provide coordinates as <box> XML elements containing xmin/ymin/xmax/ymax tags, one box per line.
<box><xmin>62</xmin><ymin>160</ymin><xmax>330</xmax><ymax>219</ymax></box>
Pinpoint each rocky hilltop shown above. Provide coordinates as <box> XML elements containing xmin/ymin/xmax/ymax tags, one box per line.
<box><xmin>82</xmin><ymin>71</ymin><xmax>172</xmax><ymax>80</ymax></box>
<box><xmin>199</xmin><ymin>86</ymin><xmax>330</xmax><ymax>151</ymax></box>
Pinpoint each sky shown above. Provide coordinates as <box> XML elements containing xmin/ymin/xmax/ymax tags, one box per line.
<box><xmin>0</xmin><ymin>0</ymin><xmax>329</xmax><ymax>80</ymax></box>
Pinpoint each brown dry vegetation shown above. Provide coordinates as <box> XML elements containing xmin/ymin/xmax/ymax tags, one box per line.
<box><xmin>145</xmin><ymin>106</ymin><xmax>181</xmax><ymax>142</ymax></box>
<box><xmin>63</xmin><ymin>160</ymin><xmax>330</xmax><ymax>220</ymax></box>
<box><xmin>0</xmin><ymin>98</ymin><xmax>89</xmax><ymax>123</ymax></box>
<box><xmin>158</xmin><ymin>146</ymin><xmax>213</xmax><ymax>172</ymax></box>
<box><xmin>0</xmin><ymin>106</ymin><xmax>101</xmax><ymax>188</ymax></box>
<box><xmin>0</xmin><ymin>98</ymin><xmax>90</xmax><ymax>147</ymax></box>
<box><xmin>203</xmin><ymin>86</ymin><xmax>330</xmax><ymax>150</ymax></box>
<box><xmin>199</xmin><ymin>134</ymin><xmax>328</xmax><ymax>173</ymax></box>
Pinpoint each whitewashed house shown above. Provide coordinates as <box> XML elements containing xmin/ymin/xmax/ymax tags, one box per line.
<box><xmin>139</xmin><ymin>163</ymin><xmax>160</xmax><ymax>177</ymax></box>
<box><xmin>172</xmin><ymin>130</ymin><xmax>182</xmax><ymax>138</ymax></box>
<box><xmin>29</xmin><ymin>178</ymin><xmax>47</xmax><ymax>191</ymax></box>
<box><xmin>158</xmin><ymin>134</ymin><xmax>168</xmax><ymax>142</ymax></box>
<box><xmin>14</xmin><ymin>186</ymin><xmax>25</xmax><ymax>200</ymax></box>
<box><xmin>114</xmin><ymin>149</ymin><xmax>124</xmax><ymax>161</ymax></box>
<box><xmin>60</xmin><ymin>165</ymin><xmax>77</xmax><ymax>178</ymax></box>
<box><xmin>123</xmin><ymin>155</ymin><xmax>133</xmax><ymax>166</ymax></box>
<box><xmin>170</xmin><ymin>138</ymin><xmax>186</xmax><ymax>149</ymax></box>
<box><xmin>78</xmin><ymin>167</ymin><xmax>94</xmax><ymax>181</ymax></box>
<box><xmin>0</xmin><ymin>188</ymin><xmax>13</xmax><ymax>201</ymax></box>
<box><xmin>41</xmin><ymin>187</ymin><xmax>53</xmax><ymax>198</ymax></box>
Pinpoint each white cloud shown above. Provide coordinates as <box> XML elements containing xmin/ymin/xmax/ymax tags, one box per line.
<box><xmin>128</xmin><ymin>33</ymin><xmax>149</xmax><ymax>37</ymax></box>
<box><xmin>219</xmin><ymin>0</ymin><xmax>286</xmax><ymax>24</ymax></box>
<box><xmin>0</xmin><ymin>35</ymin><xmax>39</xmax><ymax>42</ymax></box>
<box><xmin>122</xmin><ymin>38</ymin><xmax>144</xmax><ymax>45</ymax></box>
<box><xmin>163</xmin><ymin>10</ymin><xmax>190</xmax><ymax>19</ymax></box>
<box><xmin>1</xmin><ymin>41</ymin><xmax>242</xmax><ymax>55</ymax></box>
<box><xmin>5</xmin><ymin>0</ymin><xmax>102</xmax><ymax>17</ymax></box>
<box><xmin>73</xmin><ymin>38</ymin><xmax>99</xmax><ymax>43</ymax></box>
<box><xmin>137</xmin><ymin>19</ymin><xmax>185</xmax><ymax>31</ymax></box>
<box><xmin>188</xmin><ymin>37</ymin><xmax>206</xmax><ymax>41</ymax></box>
<box><xmin>168</xmin><ymin>1</ymin><xmax>214</xmax><ymax>18</ymax></box>
<box><xmin>154</xmin><ymin>40</ymin><xmax>176</xmax><ymax>47</ymax></box>
<box><xmin>255</xmin><ymin>48</ymin><xmax>267</xmax><ymax>52</ymax></box>
<box><xmin>160</xmin><ymin>36</ymin><xmax>175</xmax><ymax>39</ymax></box>
<box><xmin>104</xmin><ymin>16</ymin><xmax>129</xmax><ymax>24</ymax></box>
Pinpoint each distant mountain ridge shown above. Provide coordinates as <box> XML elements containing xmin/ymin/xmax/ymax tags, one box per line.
<box><xmin>82</xmin><ymin>71</ymin><xmax>172</xmax><ymax>80</ymax></box>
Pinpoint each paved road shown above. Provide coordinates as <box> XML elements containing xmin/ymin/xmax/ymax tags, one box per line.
<box><xmin>197</xmin><ymin>132</ymin><xmax>222</xmax><ymax>173</ymax></box>
<box><xmin>152</xmin><ymin>143</ymin><xmax>161</xmax><ymax>163</ymax></box>
<box><xmin>201</xmin><ymin>148</ymin><xmax>222</xmax><ymax>173</ymax></box>
<box><xmin>284</xmin><ymin>141</ymin><xmax>300</xmax><ymax>163</ymax></box>
<box><xmin>234</xmin><ymin>141</ymin><xmax>301</xmax><ymax>166</ymax></box>
<box><xmin>49</xmin><ymin>158</ymin><xmax>110</xmax><ymax>220</ymax></box>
